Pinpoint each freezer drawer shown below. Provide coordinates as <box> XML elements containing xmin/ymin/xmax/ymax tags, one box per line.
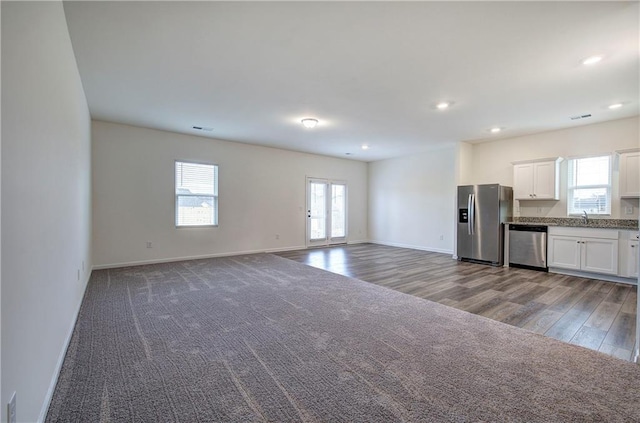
<box><xmin>509</xmin><ymin>225</ymin><xmax>548</xmax><ymax>271</ymax></box>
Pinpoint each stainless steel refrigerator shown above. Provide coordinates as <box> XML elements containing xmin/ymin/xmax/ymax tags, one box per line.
<box><xmin>457</xmin><ymin>184</ymin><xmax>513</xmax><ymax>266</ymax></box>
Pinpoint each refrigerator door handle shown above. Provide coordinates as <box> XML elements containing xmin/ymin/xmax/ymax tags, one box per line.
<box><xmin>468</xmin><ymin>193</ymin><xmax>475</xmax><ymax>235</ymax></box>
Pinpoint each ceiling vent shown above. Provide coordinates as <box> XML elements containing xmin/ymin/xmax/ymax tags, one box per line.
<box><xmin>570</xmin><ymin>114</ymin><xmax>592</xmax><ymax>121</ymax></box>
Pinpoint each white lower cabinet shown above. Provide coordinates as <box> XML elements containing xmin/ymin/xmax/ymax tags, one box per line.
<box><xmin>617</xmin><ymin>231</ymin><xmax>639</xmax><ymax>279</ymax></box>
<box><xmin>627</xmin><ymin>240</ymin><xmax>639</xmax><ymax>278</ymax></box>
<box><xmin>548</xmin><ymin>228</ymin><xmax>619</xmax><ymax>276</ymax></box>
<box><xmin>547</xmin><ymin>236</ymin><xmax>581</xmax><ymax>270</ymax></box>
<box><xmin>581</xmin><ymin>238</ymin><xmax>619</xmax><ymax>275</ymax></box>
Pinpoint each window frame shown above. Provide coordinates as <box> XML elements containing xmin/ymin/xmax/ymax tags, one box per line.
<box><xmin>175</xmin><ymin>160</ymin><xmax>219</xmax><ymax>228</ymax></box>
<box><xmin>566</xmin><ymin>154</ymin><xmax>612</xmax><ymax>216</ymax></box>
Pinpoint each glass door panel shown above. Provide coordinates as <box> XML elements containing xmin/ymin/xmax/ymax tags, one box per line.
<box><xmin>331</xmin><ymin>184</ymin><xmax>346</xmax><ymax>240</ymax></box>
<box><xmin>307</xmin><ymin>178</ymin><xmax>347</xmax><ymax>247</ymax></box>
<box><xmin>309</xmin><ymin>181</ymin><xmax>327</xmax><ymax>241</ymax></box>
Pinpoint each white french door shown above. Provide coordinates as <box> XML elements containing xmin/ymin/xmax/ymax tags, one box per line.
<box><xmin>306</xmin><ymin>178</ymin><xmax>347</xmax><ymax>247</ymax></box>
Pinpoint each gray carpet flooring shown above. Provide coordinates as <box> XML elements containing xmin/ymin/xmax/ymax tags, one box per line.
<box><xmin>46</xmin><ymin>254</ymin><xmax>640</xmax><ymax>422</ymax></box>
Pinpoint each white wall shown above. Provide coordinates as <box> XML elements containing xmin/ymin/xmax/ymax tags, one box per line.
<box><xmin>368</xmin><ymin>147</ymin><xmax>456</xmax><ymax>253</ymax></box>
<box><xmin>456</xmin><ymin>142</ymin><xmax>474</xmax><ymax>186</ymax></box>
<box><xmin>1</xmin><ymin>2</ymin><xmax>92</xmax><ymax>422</ymax></box>
<box><xmin>468</xmin><ymin>117</ymin><xmax>640</xmax><ymax>219</ymax></box>
<box><xmin>92</xmin><ymin>121</ymin><xmax>368</xmax><ymax>268</ymax></box>
<box><xmin>0</xmin><ymin>1</ymin><xmax>3</xmax><ymax>414</ymax></box>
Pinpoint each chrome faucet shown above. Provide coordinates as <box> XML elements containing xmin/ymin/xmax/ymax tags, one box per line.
<box><xmin>582</xmin><ymin>210</ymin><xmax>589</xmax><ymax>225</ymax></box>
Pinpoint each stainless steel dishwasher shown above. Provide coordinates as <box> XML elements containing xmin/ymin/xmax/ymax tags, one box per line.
<box><xmin>508</xmin><ymin>224</ymin><xmax>548</xmax><ymax>271</ymax></box>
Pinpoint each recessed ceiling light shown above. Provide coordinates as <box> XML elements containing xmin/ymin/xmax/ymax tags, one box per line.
<box><xmin>608</xmin><ymin>103</ymin><xmax>623</xmax><ymax>109</ymax></box>
<box><xmin>301</xmin><ymin>118</ymin><xmax>319</xmax><ymax>129</ymax></box>
<box><xmin>582</xmin><ymin>55</ymin><xmax>603</xmax><ymax>66</ymax></box>
<box><xmin>490</xmin><ymin>127</ymin><xmax>502</xmax><ymax>133</ymax></box>
<box><xmin>361</xmin><ymin>145</ymin><xmax>369</xmax><ymax>150</ymax></box>
<box><xmin>436</xmin><ymin>102</ymin><xmax>450</xmax><ymax>110</ymax></box>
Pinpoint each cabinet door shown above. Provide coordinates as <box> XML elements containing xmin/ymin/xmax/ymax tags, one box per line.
<box><xmin>620</xmin><ymin>152</ymin><xmax>640</xmax><ymax>198</ymax></box>
<box><xmin>582</xmin><ymin>238</ymin><xmax>618</xmax><ymax>275</ymax></box>
<box><xmin>533</xmin><ymin>161</ymin><xmax>557</xmax><ymax>199</ymax></box>
<box><xmin>628</xmin><ymin>240</ymin><xmax>639</xmax><ymax>278</ymax></box>
<box><xmin>548</xmin><ymin>235</ymin><xmax>581</xmax><ymax>270</ymax></box>
<box><xmin>513</xmin><ymin>164</ymin><xmax>534</xmax><ymax>200</ymax></box>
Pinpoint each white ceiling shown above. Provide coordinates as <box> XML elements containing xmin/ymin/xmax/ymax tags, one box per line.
<box><xmin>63</xmin><ymin>1</ymin><xmax>639</xmax><ymax>162</ymax></box>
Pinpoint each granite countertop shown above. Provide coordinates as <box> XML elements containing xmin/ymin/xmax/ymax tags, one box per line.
<box><xmin>508</xmin><ymin>217</ymin><xmax>638</xmax><ymax>230</ymax></box>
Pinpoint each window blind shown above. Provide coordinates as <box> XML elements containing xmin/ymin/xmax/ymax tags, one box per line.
<box><xmin>175</xmin><ymin>161</ymin><xmax>218</xmax><ymax>226</ymax></box>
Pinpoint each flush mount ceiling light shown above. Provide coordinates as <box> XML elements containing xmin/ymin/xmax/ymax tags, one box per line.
<box><xmin>582</xmin><ymin>55</ymin><xmax>603</xmax><ymax>66</ymax></box>
<box><xmin>301</xmin><ymin>118</ymin><xmax>319</xmax><ymax>129</ymax></box>
<box><xmin>361</xmin><ymin>145</ymin><xmax>369</xmax><ymax>150</ymax></box>
<box><xmin>490</xmin><ymin>127</ymin><xmax>502</xmax><ymax>134</ymax></box>
<box><xmin>608</xmin><ymin>103</ymin><xmax>623</xmax><ymax>109</ymax></box>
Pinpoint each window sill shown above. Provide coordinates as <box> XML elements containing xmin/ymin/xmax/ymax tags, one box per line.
<box><xmin>176</xmin><ymin>225</ymin><xmax>219</xmax><ymax>229</ymax></box>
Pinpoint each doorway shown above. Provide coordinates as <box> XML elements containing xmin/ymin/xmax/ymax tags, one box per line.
<box><xmin>306</xmin><ymin>178</ymin><xmax>347</xmax><ymax>247</ymax></box>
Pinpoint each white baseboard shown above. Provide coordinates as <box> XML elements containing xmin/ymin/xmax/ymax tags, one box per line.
<box><xmin>93</xmin><ymin>246</ymin><xmax>308</xmax><ymax>270</ymax></box>
<box><xmin>368</xmin><ymin>240</ymin><xmax>454</xmax><ymax>255</ymax></box>
<box><xmin>264</xmin><ymin>245</ymin><xmax>308</xmax><ymax>254</ymax></box>
<box><xmin>38</xmin><ymin>268</ymin><xmax>93</xmax><ymax>422</ymax></box>
<box><xmin>347</xmin><ymin>239</ymin><xmax>370</xmax><ymax>245</ymax></box>
<box><xmin>548</xmin><ymin>268</ymin><xmax>638</xmax><ymax>286</ymax></box>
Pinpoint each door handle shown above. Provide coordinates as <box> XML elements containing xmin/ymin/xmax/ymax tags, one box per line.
<box><xmin>468</xmin><ymin>193</ymin><xmax>475</xmax><ymax>235</ymax></box>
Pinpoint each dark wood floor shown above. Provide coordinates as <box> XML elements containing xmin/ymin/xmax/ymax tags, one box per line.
<box><xmin>276</xmin><ymin>243</ymin><xmax>638</xmax><ymax>362</ymax></box>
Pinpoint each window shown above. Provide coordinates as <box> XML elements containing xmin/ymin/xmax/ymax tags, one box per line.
<box><xmin>567</xmin><ymin>155</ymin><xmax>611</xmax><ymax>215</ymax></box>
<box><xmin>175</xmin><ymin>161</ymin><xmax>218</xmax><ymax>226</ymax></box>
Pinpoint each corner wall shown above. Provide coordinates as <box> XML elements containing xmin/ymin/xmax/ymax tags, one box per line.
<box><xmin>368</xmin><ymin>147</ymin><xmax>456</xmax><ymax>253</ymax></box>
<box><xmin>1</xmin><ymin>2</ymin><xmax>92</xmax><ymax>422</ymax></box>
<box><xmin>92</xmin><ymin>121</ymin><xmax>368</xmax><ymax>268</ymax></box>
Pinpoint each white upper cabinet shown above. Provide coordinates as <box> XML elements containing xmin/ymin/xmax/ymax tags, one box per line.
<box><xmin>512</xmin><ymin>158</ymin><xmax>562</xmax><ymax>200</ymax></box>
<box><xmin>618</xmin><ymin>150</ymin><xmax>640</xmax><ymax>198</ymax></box>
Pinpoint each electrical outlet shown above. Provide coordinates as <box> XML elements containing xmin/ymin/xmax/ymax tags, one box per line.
<box><xmin>439</xmin><ymin>235</ymin><xmax>444</xmax><ymax>240</ymax></box>
<box><xmin>275</xmin><ymin>234</ymin><xmax>280</xmax><ymax>240</ymax></box>
<box><xmin>8</xmin><ymin>392</ymin><xmax>16</xmax><ymax>423</ymax></box>
<box><xmin>537</xmin><ymin>207</ymin><xmax>543</xmax><ymax>214</ymax></box>
<box><xmin>82</xmin><ymin>260</ymin><xmax>85</xmax><ymax>271</ymax></box>
<box><xmin>146</xmin><ymin>241</ymin><xmax>153</xmax><ymax>248</ymax></box>
<box><xmin>625</xmin><ymin>206</ymin><xmax>634</xmax><ymax>215</ymax></box>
